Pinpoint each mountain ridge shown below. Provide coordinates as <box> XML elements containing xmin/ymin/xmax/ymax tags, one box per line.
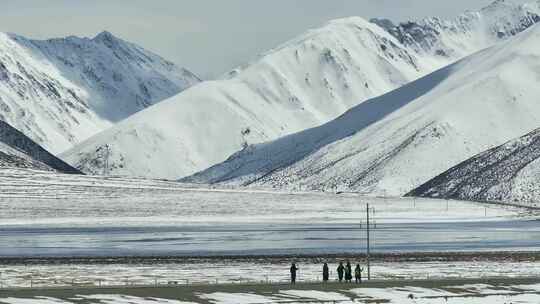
<box><xmin>407</xmin><ymin>127</ymin><xmax>540</xmax><ymax>206</ymax></box>
<box><xmin>64</xmin><ymin>0</ymin><xmax>540</xmax><ymax>180</ymax></box>
<box><xmin>184</xmin><ymin>23</ymin><xmax>540</xmax><ymax>196</ymax></box>
<box><xmin>62</xmin><ymin>16</ymin><xmax>434</xmax><ymax>178</ymax></box>
<box><xmin>0</xmin><ymin>30</ymin><xmax>199</xmax><ymax>153</ymax></box>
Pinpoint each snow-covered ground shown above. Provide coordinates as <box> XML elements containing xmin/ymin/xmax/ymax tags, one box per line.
<box><xmin>1</xmin><ymin>260</ymin><xmax>540</xmax><ymax>288</ymax></box>
<box><xmin>0</xmin><ymin>169</ymin><xmax>524</xmax><ymax>227</ymax></box>
<box><xmin>2</xmin><ymin>283</ymin><xmax>540</xmax><ymax>303</ymax></box>
<box><xmin>0</xmin><ymin>169</ymin><xmax>538</xmax><ymax>301</ymax></box>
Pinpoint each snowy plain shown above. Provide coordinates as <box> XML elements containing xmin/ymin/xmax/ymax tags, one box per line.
<box><xmin>0</xmin><ymin>169</ymin><xmax>524</xmax><ymax>226</ymax></box>
<box><xmin>0</xmin><ymin>169</ymin><xmax>538</xmax><ymax>257</ymax></box>
<box><xmin>0</xmin><ymin>169</ymin><xmax>537</xmax><ymax>304</ymax></box>
<box><xmin>2</xmin><ymin>283</ymin><xmax>540</xmax><ymax>303</ymax></box>
<box><xmin>1</xmin><ymin>259</ymin><xmax>540</xmax><ymax>288</ymax></box>
<box><xmin>0</xmin><ymin>168</ymin><xmax>538</xmax><ymax>295</ymax></box>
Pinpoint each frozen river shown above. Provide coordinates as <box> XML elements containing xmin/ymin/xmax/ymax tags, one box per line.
<box><xmin>0</xmin><ymin>169</ymin><xmax>538</xmax><ymax>257</ymax></box>
<box><xmin>1</xmin><ymin>220</ymin><xmax>539</xmax><ymax>257</ymax></box>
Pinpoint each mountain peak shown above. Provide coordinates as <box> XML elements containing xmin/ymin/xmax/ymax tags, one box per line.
<box><xmin>94</xmin><ymin>30</ymin><xmax>115</xmax><ymax>39</ymax></box>
<box><xmin>93</xmin><ymin>30</ymin><xmax>123</xmax><ymax>46</ymax></box>
<box><xmin>0</xmin><ymin>30</ymin><xmax>200</xmax><ymax>154</ymax></box>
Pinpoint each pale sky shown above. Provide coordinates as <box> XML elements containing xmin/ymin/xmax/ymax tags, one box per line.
<box><xmin>0</xmin><ymin>0</ymin><xmax>531</xmax><ymax>78</ymax></box>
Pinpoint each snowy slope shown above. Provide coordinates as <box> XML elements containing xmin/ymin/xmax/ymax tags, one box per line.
<box><xmin>0</xmin><ymin>120</ymin><xmax>79</xmax><ymax>173</ymax></box>
<box><xmin>0</xmin><ymin>31</ymin><xmax>199</xmax><ymax>153</ymax></box>
<box><xmin>408</xmin><ymin>127</ymin><xmax>540</xmax><ymax>206</ymax></box>
<box><xmin>63</xmin><ymin>0</ymin><xmax>540</xmax><ymax>179</ymax></box>
<box><xmin>185</xmin><ymin>24</ymin><xmax>540</xmax><ymax>196</ymax></box>
<box><xmin>62</xmin><ymin>18</ymin><xmax>434</xmax><ymax>178</ymax></box>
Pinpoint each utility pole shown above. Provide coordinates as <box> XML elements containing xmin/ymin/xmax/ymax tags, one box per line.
<box><xmin>366</xmin><ymin>203</ymin><xmax>371</xmax><ymax>280</ymax></box>
<box><xmin>361</xmin><ymin>203</ymin><xmax>375</xmax><ymax>280</ymax></box>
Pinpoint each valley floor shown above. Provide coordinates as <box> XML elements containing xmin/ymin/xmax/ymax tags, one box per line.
<box><xmin>0</xmin><ymin>169</ymin><xmax>539</xmax><ymax>257</ymax></box>
<box><xmin>0</xmin><ymin>169</ymin><xmax>539</xmax><ymax>302</ymax></box>
<box><xmin>0</xmin><ymin>169</ymin><xmax>538</xmax><ymax>257</ymax></box>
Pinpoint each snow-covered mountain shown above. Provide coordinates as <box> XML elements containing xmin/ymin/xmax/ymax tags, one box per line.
<box><xmin>0</xmin><ymin>31</ymin><xmax>199</xmax><ymax>154</ymax></box>
<box><xmin>185</xmin><ymin>23</ymin><xmax>540</xmax><ymax>196</ymax></box>
<box><xmin>61</xmin><ymin>18</ymin><xmax>435</xmax><ymax>178</ymax></box>
<box><xmin>0</xmin><ymin>120</ymin><xmax>79</xmax><ymax>173</ymax></box>
<box><xmin>64</xmin><ymin>0</ymin><xmax>540</xmax><ymax>179</ymax></box>
<box><xmin>373</xmin><ymin>0</ymin><xmax>540</xmax><ymax>60</ymax></box>
<box><xmin>408</xmin><ymin>127</ymin><xmax>540</xmax><ymax>206</ymax></box>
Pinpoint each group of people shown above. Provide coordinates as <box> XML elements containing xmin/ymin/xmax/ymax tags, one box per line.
<box><xmin>290</xmin><ymin>261</ymin><xmax>364</xmax><ymax>284</ymax></box>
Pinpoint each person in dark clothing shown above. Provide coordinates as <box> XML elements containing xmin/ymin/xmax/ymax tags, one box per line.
<box><xmin>322</xmin><ymin>263</ymin><xmax>329</xmax><ymax>282</ymax></box>
<box><xmin>337</xmin><ymin>262</ymin><xmax>345</xmax><ymax>282</ymax></box>
<box><xmin>290</xmin><ymin>263</ymin><xmax>299</xmax><ymax>284</ymax></box>
<box><xmin>345</xmin><ymin>261</ymin><xmax>353</xmax><ymax>283</ymax></box>
<box><xmin>354</xmin><ymin>264</ymin><xmax>364</xmax><ymax>284</ymax></box>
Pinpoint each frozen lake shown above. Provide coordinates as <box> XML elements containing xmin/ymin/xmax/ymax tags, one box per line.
<box><xmin>0</xmin><ymin>169</ymin><xmax>538</xmax><ymax>257</ymax></box>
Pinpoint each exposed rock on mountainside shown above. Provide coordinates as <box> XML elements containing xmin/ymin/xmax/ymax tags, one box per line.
<box><xmin>0</xmin><ymin>120</ymin><xmax>79</xmax><ymax>173</ymax></box>
<box><xmin>408</xmin><ymin>127</ymin><xmax>540</xmax><ymax>206</ymax></box>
